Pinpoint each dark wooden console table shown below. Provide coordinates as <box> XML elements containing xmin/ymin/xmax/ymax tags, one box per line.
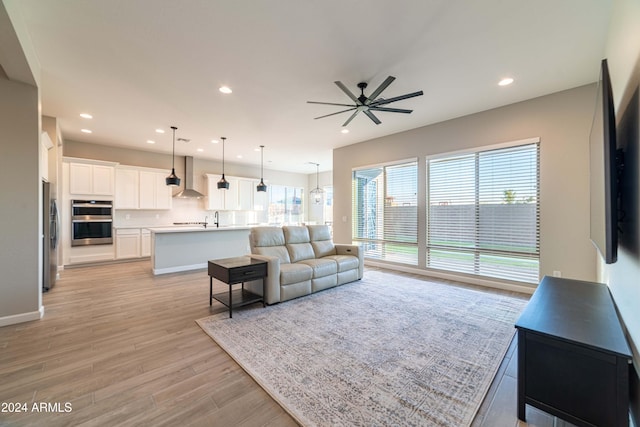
<box><xmin>515</xmin><ymin>276</ymin><xmax>632</xmax><ymax>427</ymax></box>
<box><xmin>208</xmin><ymin>256</ymin><xmax>267</xmax><ymax>318</ymax></box>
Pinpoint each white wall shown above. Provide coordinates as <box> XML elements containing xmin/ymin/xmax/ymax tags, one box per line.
<box><xmin>0</xmin><ymin>1</ymin><xmax>43</xmax><ymax>326</ymax></box>
<box><xmin>603</xmin><ymin>0</ymin><xmax>640</xmax><ymax>413</ymax></box>
<box><xmin>0</xmin><ymin>76</ymin><xmax>41</xmax><ymax>325</ymax></box>
<box><xmin>334</xmin><ymin>84</ymin><xmax>598</xmax><ymax>284</ymax></box>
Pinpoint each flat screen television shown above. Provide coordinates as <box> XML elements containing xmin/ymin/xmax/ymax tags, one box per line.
<box><xmin>589</xmin><ymin>58</ymin><xmax>618</xmax><ymax>264</ymax></box>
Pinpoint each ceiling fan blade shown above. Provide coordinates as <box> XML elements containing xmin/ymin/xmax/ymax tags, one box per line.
<box><xmin>370</xmin><ymin>90</ymin><xmax>424</xmax><ymax>106</ymax></box>
<box><xmin>363</xmin><ymin>110</ymin><xmax>382</xmax><ymax>125</ymax></box>
<box><xmin>366</xmin><ymin>76</ymin><xmax>395</xmax><ymax>105</ymax></box>
<box><xmin>369</xmin><ymin>106</ymin><xmax>413</xmax><ymax>114</ymax></box>
<box><xmin>313</xmin><ymin>107</ymin><xmax>356</xmax><ymax>120</ymax></box>
<box><xmin>335</xmin><ymin>81</ymin><xmax>360</xmax><ymax>104</ymax></box>
<box><xmin>342</xmin><ymin>110</ymin><xmax>360</xmax><ymax>127</ymax></box>
<box><xmin>307</xmin><ymin>101</ymin><xmax>357</xmax><ymax>107</ymax></box>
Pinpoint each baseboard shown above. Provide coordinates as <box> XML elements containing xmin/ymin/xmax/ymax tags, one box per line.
<box><xmin>0</xmin><ymin>306</ymin><xmax>44</xmax><ymax>327</ymax></box>
<box><xmin>364</xmin><ymin>260</ymin><xmax>536</xmax><ymax>295</ymax></box>
<box><xmin>152</xmin><ymin>263</ymin><xmax>206</xmax><ymax>275</ymax></box>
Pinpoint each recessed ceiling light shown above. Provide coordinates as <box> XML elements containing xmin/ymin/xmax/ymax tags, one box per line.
<box><xmin>236</xmin><ymin>155</ymin><xmax>243</xmax><ymax>159</ymax></box>
<box><xmin>219</xmin><ymin>86</ymin><xmax>232</xmax><ymax>94</ymax></box>
<box><xmin>155</xmin><ymin>128</ymin><xmax>165</xmax><ymax>134</ymax></box>
<box><xmin>254</xmin><ymin>148</ymin><xmax>261</xmax><ymax>152</ymax></box>
<box><xmin>498</xmin><ymin>77</ymin><xmax>514</xmax><ymax>86</ymax></box>
<box><xmin>146</xmin><ymin>140</ymin><xmax>155</xmax><ymax>144</ymax></box>
<box><xmin>197</xmin><ymin>148</ymin><xmax>204</xmax><ymax>152</ymax></box>
<box><xmin>341</xmin><ymin>129</ymin><xmax>349</xmax><ymax>134</ymax></box>
<box><xmin>80</xmin><ymin>113</ymin><xmax>93</xmax><ymax>119</ymax></box>
<box><xmin>211</xmin><ymin>139</ymin><xmax>219</xmax><ymax>144</ymax></box>
<box><xmin>81</xmin><ymin>129</ymin><xmax>92</xmax><ymax>134</ymax></box>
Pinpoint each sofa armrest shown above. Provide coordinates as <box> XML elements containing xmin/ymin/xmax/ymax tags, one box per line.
<box><xmin>245</xmin><ymin>254</ymin><xmax>281</xmax><ymax>304</ymax></box>
<box><xmin>335</xmin><ymin>244</ymin><xmax>364</xmax><ymax>279</ymax></box>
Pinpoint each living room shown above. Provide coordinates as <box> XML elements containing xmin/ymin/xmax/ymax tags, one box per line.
<box><xmin>1</xmin><ymin>0</ymin><xmax>640</xmax><ymax>426</ymax></box>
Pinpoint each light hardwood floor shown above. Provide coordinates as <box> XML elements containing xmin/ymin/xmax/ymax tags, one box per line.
<box><xmin>0</xmin><ymin>261</ymin><xmax>571</xmax><ymax>426</ymax></box>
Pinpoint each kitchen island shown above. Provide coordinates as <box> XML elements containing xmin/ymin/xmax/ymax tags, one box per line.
<box><xmin>148</xmin><ymin>226</ymin><xmax>252</xmax><ymax>275</ymax></box>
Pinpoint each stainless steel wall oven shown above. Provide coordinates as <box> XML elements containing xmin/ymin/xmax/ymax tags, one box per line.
<box><xmin>71</xmin><ymin>200</ymin><xmax>113</xmax><ymax>246</ymax></box>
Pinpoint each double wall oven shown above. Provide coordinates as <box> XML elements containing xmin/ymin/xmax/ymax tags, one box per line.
<box><xmin>71</xmin><ymin>200</ymin><xmax>113</xmax><ymax>246</ymax></box>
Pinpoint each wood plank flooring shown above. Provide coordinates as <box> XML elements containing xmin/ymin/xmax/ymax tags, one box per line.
<box><xmin>0</xmin><ymin>261</ymin><xmax>571</xmax><ymax>426</ymax></box>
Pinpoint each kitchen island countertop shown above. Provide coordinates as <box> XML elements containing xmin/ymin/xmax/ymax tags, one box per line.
<box><xmin>147</xmin><ymin>225</ymin><xmax>252</xmax><ymax>234</ymax></box>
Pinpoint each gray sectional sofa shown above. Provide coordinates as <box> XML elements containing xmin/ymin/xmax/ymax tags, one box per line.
<box><xmin>245</xmin><ymin>225</ymin><xmax>363</xmax><ymax>304</ymax></box>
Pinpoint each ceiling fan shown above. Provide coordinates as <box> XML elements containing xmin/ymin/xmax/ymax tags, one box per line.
<box><xmin>307</xmin><ymin>76</ymin><xmax>423</xmax><ymax>127</ymax></box>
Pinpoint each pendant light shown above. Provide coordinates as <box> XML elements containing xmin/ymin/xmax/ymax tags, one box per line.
<box><xmin>217</xmin><ymin>137</ymin><xmax>230</xmax><ymax>189</ymax></box>
<box><xmin>257</xmin><ymin>145</ymin><xmax>267</xmax><ymax>192</ymax></box>
<box><xmin>165</xmin><ymin>126</ymin><xmax>180</xmax><ymax>186</ymax></box>
<box><xmin>309</xmin><ymin>162</ymin><xmax>324</xmax><ymax>204</ymax></box>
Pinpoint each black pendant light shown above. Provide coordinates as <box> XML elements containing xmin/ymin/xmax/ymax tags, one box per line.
<box><xmin>257</xmin><ymin>145</ymin><xmax>267</xmax><ymax>192</ymax></box>
<box><xmin>217</xmin><ymin>137</ymin><xmax>230</xmax><ymax>189</ymax></box>
<box><xmin>165</xmin><ymin>126</ymin><xmax>180</xmax><ymax>186</ymax></box>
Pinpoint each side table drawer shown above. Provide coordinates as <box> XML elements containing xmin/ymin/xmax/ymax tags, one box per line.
<box><xmin>228</xmin><ymin>262</ymin><xmax>267</xmax><ymax>283</ymax></box>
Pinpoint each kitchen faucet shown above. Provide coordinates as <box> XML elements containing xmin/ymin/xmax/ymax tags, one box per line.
<box><xmin>214</xmin><ymin>211</ymin><xmax>219</xmax><ymax>228</ymax></box>
<box><xmin>203</xmin><ymin>215</ymin><xmax>208</xmax><ymax>229</ymax></box>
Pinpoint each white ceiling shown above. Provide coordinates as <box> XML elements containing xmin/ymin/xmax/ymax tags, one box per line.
<box><xmin>9</xmin><ymin>0</ymin><xmax>611</xmax><ymax>173</ymax></box>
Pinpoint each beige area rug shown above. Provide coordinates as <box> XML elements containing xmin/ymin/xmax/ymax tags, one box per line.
<box><xmin>197</xmin><ymin>270</ymin><xmax>528</xmax><ymax>426</ymax></box>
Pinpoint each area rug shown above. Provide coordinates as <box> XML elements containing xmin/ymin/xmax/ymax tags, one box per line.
<box><xmin>197</xmin><ymin>270</ymin><xmax>528</xmax><ymax>426</ymax></box>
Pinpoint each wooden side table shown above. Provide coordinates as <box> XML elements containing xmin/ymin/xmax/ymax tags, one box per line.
<box><xmin>208</xmin><ymin>256</ymin><xmax>268</xmax><ymax>318</ymax></box>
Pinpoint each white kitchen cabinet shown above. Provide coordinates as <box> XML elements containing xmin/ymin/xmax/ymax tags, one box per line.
<box><xmin>115</xmin><ymin>168</ymin><xmax>139</xmax><ymax>209</ymax></box>
<box><xmin>115</xmin><ymin>166</ymin><xmax>172</xmax><ymax>210</ymax></box>
<box><xmin>116</xmin><ymin>228</ymin><xmax>141</xmax><ymax>259</ymax></box>
<box><xmin>141</xmin><ymin>229</ymin><xmax>151</xmax><ymax>257</ymax></box>
<box><xmin>206</xmin><ymin>174</ymin><xmax>259</xmax><ymax>211</ymax></box>
<box><xmin>237</xmin><ymin>179</ymin><xmax>254</xmax><ymax>211</ymax></box>
<box><xmin>206</xmin><ymin>174</ymin><xmax>227</xmax><ymax>210</ymax></box>
<box><xmin>225</xmin><ymin>177</ymin><xmax>240</xmax><ymax>210</ymax></box>
<box><xmin>138</xmin><ymin>171</ymin><xmax>157</xmax><ymax>209</ymax></box>
<box><xmin>154</xmin><ymin>173</ymin><xmax>172</xmax><ymax>210</ymax></box>
<box><xmin>69</xmin><ymin>162</ymin><xmax>115</xmax><ymax>196</ymax></box>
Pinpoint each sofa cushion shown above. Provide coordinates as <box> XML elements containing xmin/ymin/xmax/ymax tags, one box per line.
<box><xmin>287</xmin><ymin>243</ymin><xmax>315</xmax><ymax>263</ymax></box>
<box><xmin>280</xmin><ymin>263</ymin><xmax>313</xmax><ymax>285</ymax></box>
<box><xmin>253</xmin><ymin>246</ymin><xmax>291</xmax><ymax>264</ymax></box>
<box><xmin>298</xmin><ymin>258</ymin><xmax>337</xmax><ymax>278</ymax></box>
<box><xmin>308</xmin><ymin>225</ymin><xmax>337</xmax><ymax>257</ymax></box>
<box><xmin>307</xmin><ymin>224</ymin><xmax>332</xmax><ymax>241</ymax></box>
<box><xmin>251</xmin><ymin>227</ymin><xmax>286</xmax><ymax>248</ymax></box>
<box><xmin>311</xmin><ymin>240</ymin><xmax>336</xmax><ymax>258</ymax></box>
<box><xmin>284</xmin><ymin>225</ymin><xmax>311</xmax><ymax>243</ymax></box>
<box><xmin>324</xmin><ymin>254</ymin><xmax>359</xmax><ymax>273</ymax></box>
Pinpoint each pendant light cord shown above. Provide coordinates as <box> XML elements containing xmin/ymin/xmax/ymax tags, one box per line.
<box><xmin>171</xmin><ymin>126</ymin><xmax>177</xmax><ymax>170</ymax></box>
<box><xmin>221</xmin><ymin>137</ymin><xmax>226</xmax><ymax>175</ymax></box>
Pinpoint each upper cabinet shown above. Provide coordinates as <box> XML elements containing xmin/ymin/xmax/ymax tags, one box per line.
<box><xmin>68</xmin><ymin>159</ymin><xmax>116</xmax><ymax>196</ymax></box>
<box><xmin>115</xmin><ymin>166</ymin><xmax>172</xmax><ymax>210</ymax></box>
<box><xmin>205</xmin><ymin>174</ymin><xmax>264</xmax><ymax>211</ymax></box>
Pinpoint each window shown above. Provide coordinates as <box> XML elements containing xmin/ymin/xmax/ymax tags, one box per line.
<box><xmin>268</xmin><ymin>185</ymin><xmax>304</xmax><ymax>225</ymax></box>
<box><xmin>426</xmin><ymin>141</ymin><xmax>540</xmax><ymax>283</ymax></box>
<box><xmin>352</xmin><ymin>160</ymin><xmax>418</xmax><ymax>265</ymax></box>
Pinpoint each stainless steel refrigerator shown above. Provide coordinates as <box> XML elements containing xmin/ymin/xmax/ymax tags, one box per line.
<box><xmin>43</xmin><ymin>181</ymin><xmax>59</xmax><ymax>292</ymax></box>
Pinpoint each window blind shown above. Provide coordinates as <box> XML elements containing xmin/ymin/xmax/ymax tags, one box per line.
<box><xmin>352</xmin><ymin>160</ymin><xmax>418</xmax><ymax>265</ymax></box>
<box><xmin>427</xmin><ymin>143</ymin><xmax>540</xmax><ymax>283</ymax></box>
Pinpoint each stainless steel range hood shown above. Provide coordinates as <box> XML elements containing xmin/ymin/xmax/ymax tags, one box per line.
<box><xmin>174</xmin><ymin>156</ymin><xmax>205</xmax><ymax>199</ymax></box>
